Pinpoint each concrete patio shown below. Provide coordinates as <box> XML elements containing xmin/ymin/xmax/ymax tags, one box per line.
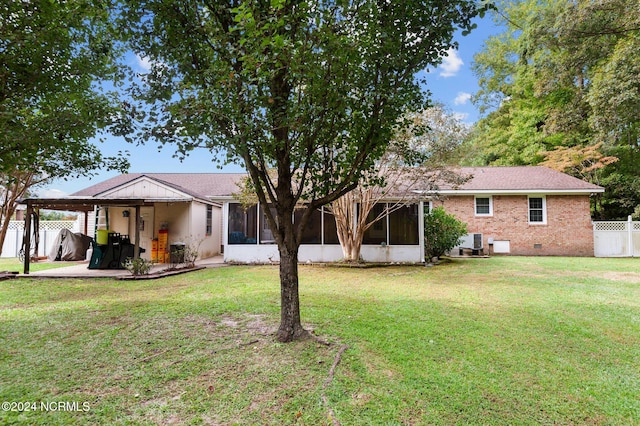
<box><xmin>21</xmin><ymin>256</ymin><xmax>226</xmax><ymax>279</ymax></box>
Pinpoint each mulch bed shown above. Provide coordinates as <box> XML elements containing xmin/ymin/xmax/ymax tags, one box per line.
<box><xmin>117</xmin><ymin>265</ymin><xmax>206</xmax><ymax>280</ymax></box>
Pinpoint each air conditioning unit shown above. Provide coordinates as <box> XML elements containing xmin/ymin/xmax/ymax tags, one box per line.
<box><xmin>458</xmin><ymin>233</ymin><xmax>483</xmax><ymax>250</ymax></box>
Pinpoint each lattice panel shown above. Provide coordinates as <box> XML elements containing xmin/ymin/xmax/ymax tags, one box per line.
<box><xmin>7</xmin><ymin>221</ymin><xmax>23</xmax><ymax>230</ymax></box>
<box><xmin>594</xmin><ymin>222</ymin><xmax>627</xmax><ymax>231</ymax></box>
<box><xmin>39</xmin><ymin>221</ymin><xmax>76</xmax><ymax>231</ymax></box>
<box><xmin>6</xmin><ymin>220</ymin><xmax>76</xmax><ymax>231</ymax></box>
<box><xmin>633</xmin><ymin>222</ymin><xmax>640</xmax><ymax>232</ymax></box>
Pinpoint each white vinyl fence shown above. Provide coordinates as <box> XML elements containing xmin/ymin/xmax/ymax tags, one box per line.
<box><xmin>1</xmin><ymin>220</ymin><xmax>80</xmax><ymax>258</ymax></box>
<box><xmin>593</xmin><ymin>216</ymin><xmax>640</xmax><ymax>257</ymax></box>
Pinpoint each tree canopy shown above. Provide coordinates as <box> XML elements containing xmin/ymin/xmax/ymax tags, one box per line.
<box><xmin>120</xmin><ymin>0</ymin><xmax>489</xmax><ymax>341</ymax></box>
<box><xmin>0</xmin><ymin>0</ymin><xmax>130</xmax><ymax>178</ymax></box>
<box><xmin>461</xmin><ymin>0</ymin><xmax>640</xmax><ymax>219</ymax></box>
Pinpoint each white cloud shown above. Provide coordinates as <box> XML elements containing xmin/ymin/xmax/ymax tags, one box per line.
<box><xmin>454</xmin><ymin>92</ymin><xmax>472</xmax><ymax>105</ymax></box>
<box><xmin>452</xmin><ymin>112</ymin><xmax>470</xmax><ymax>122</ymax></box>
<box><xmin>135</xmin><ymin>54</ymin><xmax>153</xmax><ymax>72</ymax></box>
<box><xmin>439</xmin><ymin>48</ymin><xmax>463</xmax><ymax>78</ymax></box>
<box><xmin>37</xmin><ymin>188</ymin><xmax>68</xmax><ymax>198</ymax></box>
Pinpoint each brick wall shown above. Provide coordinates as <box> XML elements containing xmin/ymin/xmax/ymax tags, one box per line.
<box><xmin>434</xmin><ymin>194</ymin><xmax>595</xmax><ymax>256</ymax></box>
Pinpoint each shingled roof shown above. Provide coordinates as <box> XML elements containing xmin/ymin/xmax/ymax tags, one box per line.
<box><xmin>70</xmin><ymin>167</ymin><xmax>602</xmax><ymax>202</ymax></box>
<box><xmin>71</xmin><ymin>173</ymin><xmax>246</xmax><ymax>199</ymax></box>
<box><xmin>435</xmin><ymin>166</ymin><xmax>604</xmax><ymax>194</ymax></box>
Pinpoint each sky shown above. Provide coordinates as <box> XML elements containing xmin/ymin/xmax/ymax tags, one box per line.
<box><xmin>40</xmin><ymin>15</ymin><xmax>503</xmax><ymax>197</ymax></box>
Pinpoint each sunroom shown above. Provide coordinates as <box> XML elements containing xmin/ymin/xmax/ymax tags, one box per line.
<box><xmin>221</xmin><ymin>201</ymin><xmax>426</xmax><ymax>263</ymax></box>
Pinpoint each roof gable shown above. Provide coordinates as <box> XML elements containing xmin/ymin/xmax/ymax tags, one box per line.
<box><xmin>72</xmin><ymin>173</ymin><xmax>246</xmax><ymax>199</ymax></box>
<box><xmin>97</xmin><ymin>176</ymin><xmax>193</xmax><ymax>199</ymax></box>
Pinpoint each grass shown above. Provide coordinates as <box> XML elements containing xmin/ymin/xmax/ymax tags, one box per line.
<box><xmin>0</xmin><ymin>258</ymin><xmax>79</xmax><ymax>273</ymax></box>
<box><xmin>0</xmin><ymin>256</ymin><xmax>639</xmax><ymax>425</ymax></box>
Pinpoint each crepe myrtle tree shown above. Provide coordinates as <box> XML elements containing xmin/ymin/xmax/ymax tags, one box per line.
<box><xmin>329</xmin><ymin>105</ymin><xmax>471</xmax><ymax>263</ymax></box>
<box><xmin>120</xmin><ymin>0</ymin><xmax>490</xmax><ymax>342</ymax></box>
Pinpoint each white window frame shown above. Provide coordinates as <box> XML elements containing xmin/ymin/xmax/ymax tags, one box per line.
<box><xmin>206</xmin><ymin>205</ymin><xmax>213</xmax><ymax>236</ymax></box>
<box><xmin>528</xmin><ymin>195</ymin><xmax>547</xmax><ymax>224</ymax></box>
<box><xmin>474</xmin><ymin>195</ymin><xmax>493</xmax><ymax>217</ymax></box>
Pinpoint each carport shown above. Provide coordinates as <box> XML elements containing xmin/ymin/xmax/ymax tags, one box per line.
<box><xmin>19</xmin><ymin>197</ymin><xmax>154</xmax><ymax>274</ymax></box>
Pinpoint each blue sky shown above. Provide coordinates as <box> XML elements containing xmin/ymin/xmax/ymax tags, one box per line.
<box><xmin>41</xmin><ymin>15</ymin><xmax>502</xmax><ymax>197</ymax></box>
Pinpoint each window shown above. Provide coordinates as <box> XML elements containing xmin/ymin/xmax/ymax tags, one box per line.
<box><xmin>259</xmin><ymin>205</ymin><xmax>277</xmax><ymax>244</ymax></box>
<box><xmin>475</xmin><ymin>196</ymin><xmax>492</xmax><ymax>216</ymax></box>
<box><xmin>228</xmin><ymin>203</ymin><xmax>341</xmax><ymax>245</ymax></box>
<box><xmin>362</xmin><ymin>203</ymin><xmax>420</xmax><ymax>245</ymax></box>
<box><xmin>362</xmin><ymin>203</ymin><xmax>387</xmax><ymax>244</ymax></box>
<box><xmin>206</xmin><ymin>205</ymin><xmax>213</xmax><ymax>236</ymax></box>
<box><xmin>228</xmin><ymin>204</ymin><xmax>257</xmax><ymax>244</ymax></box>
<box><xmin>294</xmin><ymin>207</ymin><xmax>322</xmax><ymax>244</ymax></box>
<box><xmin>389</xmin><ymin>204</ymin><xmax>419</xmax><ymax>245</ymax></box>
<box><xmin>323</xmin><ymin>209</ymin><xmax>339</xmax><ymax>244</ymax></box>
<box><xmin>528</xmin><ymin>196</ymin><xmax>546</xmax><ymax>224</ymax></box>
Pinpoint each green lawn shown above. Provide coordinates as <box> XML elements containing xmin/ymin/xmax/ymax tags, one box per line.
<box><xmin>1</xmin><ymin>257</ymin><xmax>638</xmax><ymax>425</ymax></box>
<box><xmin>0</xmin><ymin>258</ymin><xmax>80</xmax><ymax>273</ymax></box>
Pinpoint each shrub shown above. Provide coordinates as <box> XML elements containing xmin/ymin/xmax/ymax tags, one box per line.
<box><xmin>123</xmin><ymin>257</ymin><xmax>153</xmax><ymax>276</ymax></box>
<box><xmin>424</xmin><ymin>206</ymin><xmax>468</xmax><ymax>260</ymax></box>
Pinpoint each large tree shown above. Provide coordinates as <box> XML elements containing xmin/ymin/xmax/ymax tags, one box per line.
<box><xmin>0</xmin><ymin>0</ymin><xmax>130</xmax><ymax>251</ymax></box>
<box><xmin>463</xmin><ymin>0</ymin><xmax>640</xmax><ymax>218</ymax></box>
<box><xmin>120</xmin><ymin>0</ymin><xmax>487</xmax><ymax>342</ymax></box>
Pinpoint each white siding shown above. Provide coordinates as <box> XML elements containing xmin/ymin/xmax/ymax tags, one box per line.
<box><xmin>99</xmin><ymin>178</ymin><xmax>190</xmax><ymax>199</ymax></box>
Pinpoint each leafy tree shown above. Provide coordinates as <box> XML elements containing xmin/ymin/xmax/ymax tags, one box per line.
<box><xmin>330</xmin><ymin>105</ymin><xmax>470</xmax><ymax>262</ymax></box>
<box><xmin>539</xmin><ymin>143</ymin><xmax>619</xmax><ymax>186</ymax></box>
<box><xmin>463</xmin><ymin>0</ymin><xmax>640</xmax><ymax>219</ymax></box>
<box><xmin>38</xmin><ymin>211</ymin><xmax>79</xmax><ymax>221</ymax></box>
<box><xmin>119</xmin><ymin>0</ymin><xmax>488</xmax><ymax>341</ymax></box>
<box><xmin>424</xmin><ymin>206</ymin><xmax>467</xmax><ymax>260</ymax></box>
<box><xmin>0</xmin><ymin>0</ymin><xmax>130</xmax><ymax>252</ymax></box>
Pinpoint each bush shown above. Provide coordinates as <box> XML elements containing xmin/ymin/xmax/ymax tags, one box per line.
<box><xmin>122</xmin><ymin>257</ymin><xmax>153</xmax><ymax>276</ymax></box>
<box><xmin>424</xmin><ymin>206</ymin><xmax>468</xmax><ymax>260</ymax></box>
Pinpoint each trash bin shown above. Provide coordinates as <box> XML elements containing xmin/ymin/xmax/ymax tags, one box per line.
<box><xmin>170</xmin><ymin>243</ymin><xmax>185</xmax><ymax>263</ymax></box>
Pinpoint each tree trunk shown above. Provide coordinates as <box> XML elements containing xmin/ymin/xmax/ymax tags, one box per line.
<box><xmin>336</xmin><ymin>223</ymin><xmax>363</xmax><ymax>262</ymax></box>
<box><xmin>0</xmin><ymin>215</ymin><xmax>11</xmax><ymax>257</ymax></box>
<box><xmin>336</xmin><ymin>224</ymin><xmax>355</xmax><ymax>261</ymax></box>
<box><xmin>0</xmin><ymin>171</ymin><xmax>37</xmax><ymax>257</ymax></box>
<box><xmin>348</xmin><ymin>238</ymin><xmax>363</xmax><ymax>262</ymax></box>
<box><xmin>276</xmin><ymin>240</ymin><xmax>309</xmax><ymax>342</ymax></box>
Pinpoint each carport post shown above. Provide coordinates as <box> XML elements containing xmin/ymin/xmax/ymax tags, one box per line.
<box><xmin>83</xmin><ymin>211</ymin><xmax>89</xmax><ymax>235</ymax></box>
<box><xmin>134</xmin><ymin>205</ymin><xmax>141</xmax><ymax>259</ymax></box>
<box><xmin>23</xmin><ymin>203</ymin><xmax>32</xmax><ymax>274</ymax></box>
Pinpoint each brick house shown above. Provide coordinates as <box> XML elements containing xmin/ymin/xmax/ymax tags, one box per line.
<box><xmin>429</xmin><ymin>166</ymin><xmax>604</xmax><ymax>256</ymax></box>
<box><xmin>23</xmin><ymin>167</ymin><xmax>604</xmax><ymax>269</ymax></box>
